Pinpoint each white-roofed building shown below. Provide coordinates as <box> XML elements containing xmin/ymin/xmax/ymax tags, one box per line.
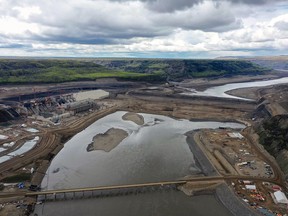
<box><xmin>273</xmin><ymin>191</ymin><xmax>288</xmax><ymax>204</ymax></box>
<box><xmin>245</xmin><ymin>185</ymin><xmax>256</xmax><ymax>190</ymax></box>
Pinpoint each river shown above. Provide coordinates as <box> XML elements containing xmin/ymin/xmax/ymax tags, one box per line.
<box><xmin>181</xmin><ymin>77</ymin><xmax>288</xmax><ymax>100</ymax></box>
<box><xmin>33</xmin><ymin>111</ymin><xmax>245</xmax><ymax>216</ymax></box>
<box><xmin>34</xmin><ymin>191</ymin><xmax>232</xmax><ymax>216</ymax></box>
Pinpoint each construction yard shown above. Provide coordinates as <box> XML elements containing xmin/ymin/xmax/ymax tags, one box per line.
<box><xmin>199</xmin><ymin>129</ymin><xmax>274</xmax><ymax>178</ymax></box>
<box><xmin>230</xmin><ymin>180</ymin><xmax>287</xmax><ymax>215</ymax></box>
<box><xmin>196</xmin><ymin>128</ymin><xmax>288</xmax><ymax>215</ymax></box>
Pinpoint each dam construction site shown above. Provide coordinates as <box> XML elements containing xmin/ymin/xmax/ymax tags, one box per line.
<box><xmin>0</xmin><ymin>61</ymin><xmax>288</xmax><ymax>216</ymax></box>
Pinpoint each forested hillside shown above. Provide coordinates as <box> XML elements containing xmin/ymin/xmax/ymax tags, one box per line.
<box><xmin>94</xmin><ymin>59</ymin><xmax>269</xmax><ymax>80</ymax></box>
<box><xmin>258</xmin><ymin>115</ymin><xmax>288</xmax><ymax>155</ymax></box>
<box><xmin>0</xmin><ymin>58</ymin><xmax>269</xmax><ymax>84</ymax></box>
<box><xmin>257</xmin><ymin>115</ymin><xmax>288</xmax><ymax>178</ymax></box>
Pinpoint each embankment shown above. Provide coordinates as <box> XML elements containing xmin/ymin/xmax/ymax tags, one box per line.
<box><xmin>216</xmin><ymin>184</ymin><xmax>257</xmax><ymax>216</ymax></box>
<box><xmin>185</xmin><ymin>131</ymin><xmax>218</xmax><ymax>176</ymax></box>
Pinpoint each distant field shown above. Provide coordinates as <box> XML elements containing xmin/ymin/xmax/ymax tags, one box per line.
<box><xmin>0</xmin><ymin>58</ymin><xmax>269</xmax><ymax>84</ymax></box>
<box><xmin>0</xmin><ymin>59</ymin><xmax>160</xmax><ymax>84</ymax></box>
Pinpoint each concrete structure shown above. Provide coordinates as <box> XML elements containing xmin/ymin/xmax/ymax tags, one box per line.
<box><xmin>273</xmin><ymin>191</ymin><xmax>288</xmax><ymax>204</ymax></box>
<box><xmin>26</xmin><ymin>180</ymin><xmax>187</xmax><ymax>201</ymax></box>
<box><xmin>66</xmin><ymin>99</ymin><xmax>96</xmax><ymax>114</ymax></box>
<box><xmin>73</xmin><ymin>90</ymin><xmax>109</xmax><ymax>101</ymax></box>
<box><xmin>228</xmin><ymin>132</ymin><xmax>244</xmax><ymax>139</ymax></box>
<box><xmin>245</xmin><ymin>185</ymin><xmax>256</xmax><ymax>190</ymax></box>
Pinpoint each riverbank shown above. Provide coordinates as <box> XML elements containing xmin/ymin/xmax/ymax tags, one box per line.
<box><xmin>185</xmin><ymin>131</ymin><xmax>219</xmax><ymax>177</ymax></box>
<box><xmin>225</xmin><ymin>87</ymin><xmax>260</xmax><ymax>100</ymax></box>
<box><xmin>226</xmin><ymin>82</ymin><xmax>288</xmax><ymax>101</ymax></box>
<box><xmin>216</xmin><ymin>184</ymin><xmax>257</xmax><ymax>216</ymax></box>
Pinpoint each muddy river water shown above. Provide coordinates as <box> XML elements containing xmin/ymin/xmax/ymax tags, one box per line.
<box><xmin>33</xmin><ymin>111</ymin><xmax>245</xmax><ymax>216</ymax></box>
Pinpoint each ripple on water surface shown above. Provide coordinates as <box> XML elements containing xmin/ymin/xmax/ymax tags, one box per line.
<box><xmin>41</xmin><ymin>111</ymin><xmax>244</xmax><ymax>190</ymax></box>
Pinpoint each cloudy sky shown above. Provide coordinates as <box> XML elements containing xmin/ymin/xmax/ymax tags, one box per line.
<box><xmin>0</xmin><ymin>0</ymin><xmax>287</xmax><ymax>58</ymax></box>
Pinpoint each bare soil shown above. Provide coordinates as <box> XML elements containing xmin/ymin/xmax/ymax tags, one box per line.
<box><xmin>88</xmin><ymin>128</ymin><xmax>128</xmax><ymax>152</ymax></box>
<box><xmin>122</xmin><ymin>112</ymin><xmax>144</xmax><ymax>125</ymax></box>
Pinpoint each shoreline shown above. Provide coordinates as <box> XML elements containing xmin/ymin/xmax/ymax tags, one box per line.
<box><xmin>215</xmin><ymin>184</ymin><xmax>258</xmax><ymax>216</ymax></box>
<box><xmin>185</xmin><ymin>131</ymin><xmax>219</xmax><ymax>177</ymax></box>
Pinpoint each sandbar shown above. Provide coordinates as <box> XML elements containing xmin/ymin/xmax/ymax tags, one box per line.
<box><xmin>122</xmin><ymin>112</ymin><xmax>144</xmax><ymax>125</ymax></box>
<box><xmin>87</xmin><ymin>128</ymin><xmax>128</xmax><ymax>152</ymax></box>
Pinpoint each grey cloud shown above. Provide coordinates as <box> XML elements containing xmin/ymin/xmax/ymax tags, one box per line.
<box><xmin>109</xmin><ymin>0</ymin><xmax>279</xmax><ymax>13</ymax></box>
<box><xmin>28</xmin><ymin>24</ymin><xmax>169</xmax><ymax>45</ymax></box>
<box><xmin>21</xmin><ymin>0</ymin><xmax>238</xmax><ymax>46</ymax></box>
<box><xmin>108</xmin><ymin>0</ymin><xmax>204</xmax><ymax>12</ymax></box>
<box><xmin>31</xmin><ymin>34</ymin><xmax>118</xmax><ymax>45</ymax></box>
<box><xmin>160</xmin><ymin>16</ymin><xmax>241</xmax><ymax>32</ymax></box>
<box><xmin>227</xmin><ymin>0</ymin><xmax>284</xmax><ymax>4</ymax></box>
<box><xmin>0</xmin><ymin>0</ymin><xmax>281</xmax><ymax>52</ymax></box>
<box><xmin>231</xmin><ymin>46</ymin><xmax>276</xmax><ymax>52</ymax></box>
<box><xmin>275</xmin><ymin>21</ymin><xmax>288</xmax><ymax>31</ymax></box>
<box><xmin>153</xmin><ymin>2</ymin><xmax>242</xmax><ymax>32</ymax></box>
<box><xmin>146</xmin><ymin>0</ymin><xmax>203</xmax><ymax>12</ymax></box>
<box><xmin>205</xmin><ymin>19</ymin><xmax>243</xmax><ymax>32</ymax></box>
<box><xmin>24</xmin><ymin>22</ymin><xmax>170</xmax><ymax>46</ymax></box>
<box><xmin>0</xmin><ymin>43</ymin><xmax>31</xmax><ymax>49</ymax></box>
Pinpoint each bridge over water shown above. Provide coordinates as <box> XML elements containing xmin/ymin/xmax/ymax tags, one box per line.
<box><xmin>24</xmin><ymin>175</ymin><xmax>280</xmax><ymax>202</ymax></box>
<box><xmin>25</xmin><ymin>176</ymin><xmax>228</xmax><ymax>202</ymax></box>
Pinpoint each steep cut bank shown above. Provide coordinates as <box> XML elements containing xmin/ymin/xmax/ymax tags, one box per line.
<box><xmin>257</xmin><ymin>115</ymin><xmax>288</xmax><ymax>179</ymax></box>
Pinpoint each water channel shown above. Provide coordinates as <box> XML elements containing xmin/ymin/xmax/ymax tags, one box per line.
<box><xmin>181</xmin><ymin>77</ymin><xmax>288</xmax><ymax>100</ymax></box>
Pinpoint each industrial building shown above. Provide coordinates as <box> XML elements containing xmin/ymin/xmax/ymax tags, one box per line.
<box><xmin>245</xmin><ymin>185</ymin><xmax>256</xmax><ymax>190</ymax></box>
<box><xmin>65</xmin><ymin>99</ymin><xmax>97</xmax><ymax>114</ymax></box>
<box><xmin>273</xmin><ymin>191</ymin><xmax>288</xmax><ymax>204</ymax></box>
